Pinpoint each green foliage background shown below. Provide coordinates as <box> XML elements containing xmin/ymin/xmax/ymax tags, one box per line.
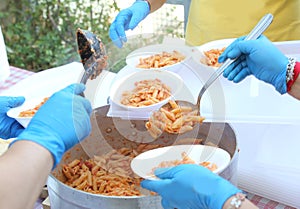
<box><xmin>0</xmin><ymin>0</ymin><xmax>119</xmax><ymax>72</ymax></box>
<box><xmin>0</xmin><ymin>0</ymin><xmax>183</xmax><ymax>72</ymax></box>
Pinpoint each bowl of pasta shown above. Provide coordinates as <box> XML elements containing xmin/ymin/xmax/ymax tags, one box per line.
<box><xmin>109</xmin><ymin>69</ymin><xmax>184</xmax><ymax>113</ymax></box>
<box><xmin>7</xmin><ymin>97</ymin><xmax>49</xmax><ymax>128</ymax></box>
<box><xmin>126</xmin><ymin>44</ymin><xmax>192</xmax><ymax>73</ymax></box>
<box><xmin>194</xmin><ymin>38</ymin><xmax>235</xmax><ymax>69</ymax></box>
<box><xmin>131</xmin><ymin>144</ymin><xmax>231</xmax><ymax>180</ymax></box>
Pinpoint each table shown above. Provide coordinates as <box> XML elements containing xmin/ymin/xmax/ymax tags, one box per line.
<box><xmin>0</xmin><ymin>66</ymin><xmax>34</xmax><ymax>93</ymax></box>
<box><xmin>1</xmin><ymin>66</ymin><xmax>296</xmax><ymax>209</ymax></box>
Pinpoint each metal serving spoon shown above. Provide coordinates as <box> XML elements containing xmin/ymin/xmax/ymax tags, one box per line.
<box><xmin>76</xmin><ymin>28</ymin><xmax>107</xmax><ymax>95</ymax></box>
<box><xmin>160</xmin><ymin>13</ymin><xmax>274</xmax><ymax>116</ymax></box>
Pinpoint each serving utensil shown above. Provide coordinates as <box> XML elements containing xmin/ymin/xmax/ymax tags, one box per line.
<box><xmin>159</xmin><ymin>13</ymin><xmax>274</xmax><ymax>117</ymax></box>
<box><xmin>76</xmin><ymin>28</ymin><xmax>107</xmax><ymax>95</ymax></box>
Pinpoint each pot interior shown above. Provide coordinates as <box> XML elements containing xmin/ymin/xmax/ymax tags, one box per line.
<box><xmin>51</xmin><ymin>105</ymin><xmax>237</xmax><ymax>196</ymax></box>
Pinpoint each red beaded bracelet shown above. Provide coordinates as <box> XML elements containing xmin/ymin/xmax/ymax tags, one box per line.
<box><xmin>287</xmin><ymin>61</ymin><xmax>300</xmax><ymax>92</ymax></box>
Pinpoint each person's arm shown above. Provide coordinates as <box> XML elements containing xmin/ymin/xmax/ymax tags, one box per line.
<box><xmin>287</xmin><ymin>62</ymin><xmax>300</xmax><ymax>100</ymax></box>
<box><xmin>142</xmin><ymin>164</ymin><xmax>242</xmax><ymax>209</ymax></box>
<box><xmin>288</xmin><ymin>76</ymin><xmax>300</xmax><ymax>99</ymax></box>
<box><xmin>147</xmin><ymin>0</ymin><xmax>166</xmax><ymax>12</ymax></box>
<box><xmin>223</xmin><ymin>195</ymin><xmax>258</xmax><ymax>209</ymax></box>
<box><xmin>0</xmin><ymin>83</ymin><xmax>92</xmax><ymax>209</ymax></box>
<box><xmin>0</xmin><ymin>141</ymin><xmax>53</xmax><ymax>209</ymax></box>
<box><xmin>109</xmin><ymin>0</ymin><xmax>167</xmax><ymax>48</ymax></box>
<box><xmin>218</xmin><ymin>35</ymin><xmax>292</xmax><ymax>95</ymax></box>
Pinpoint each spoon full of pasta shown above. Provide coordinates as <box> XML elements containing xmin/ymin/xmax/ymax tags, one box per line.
<box><xmin>146</xmin><ymin>13</ymin><xmax>274</xmax><ymax>137</ymax></box>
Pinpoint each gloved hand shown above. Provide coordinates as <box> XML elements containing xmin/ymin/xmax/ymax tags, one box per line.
<box><xmin>218</xmin><ymin>35</ymin><xmax>288</xmax><ymax>94</ymax></box>
<box><xmin>109</xmin><ymin>0</ymin><xmax>150</xmax><ymax>48</ymax></box>
<box><xmin>141</xmin><ymin>164</ymin><xmax>242</xmax><ymax>209</ymax></box>
<box><xmin>12</xmin><ymin>83</ymin><xmax>92</xmax><ymax>168</ymax></box>
<box><xmin>0</xmin><ymin>96</ymin><xmax>25</xmax><ymax>139</ymax></box>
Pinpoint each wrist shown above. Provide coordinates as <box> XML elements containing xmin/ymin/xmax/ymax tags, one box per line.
<box><xmin>224</xmin><ymin>193</ymin><xmax>246</xmax><ymax>209</ymax></box>
<box><xmin>14</xmin><ymin>127</ymin><xmax>65</xmax><ymax>169</ymax></box>
<box><xmin>273</xmin><ymin>57</ymin><xmax>289</xmax><ymax>94</ymax></box>
<box><xmin>135</xmin><ymin>0</ymin><xmax>151</xmax><ymax>12</ymax></box>
<box><xmin>210</xmin><ymin>181</ymin><xmax>243</xmax><ymax>209</ymax></box>
<box><xmin>223</xmin><ymin>193</ymin><xmax>258</xmax><ymax>209</ymax></box>
<box><xmin>139</xmin><ymin>0</ymin><xmax>166</xmax><ymax>13</ymax></box>
<box><xmin>287</xmin><ymin>60</ymin><xmax>300</xmax><ymax>92</ymax></box>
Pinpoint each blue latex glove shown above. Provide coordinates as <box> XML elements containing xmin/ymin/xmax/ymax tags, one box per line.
<box><xmin>12</xmin><ymin>83</ymin><xmax>92</xmax><ymax>168</ymax></box>
<box><xmin>0</xmin><ymin>96</ymin><xmax>25</xmax><ymax>139</ymax></box>
<box><xmin>218</xmin><ymin>35</ymin><xmax>288</xmax><ymax>94</ymax></box>
<box><xmin>109</xmin><ymin>0</ymin><xmax>150</xmax><ymax>48</ymax></box>
<box><xmin>141</xmin><ymin>164</ymin><xmax>242</xmax><ymax>209</ymax></box>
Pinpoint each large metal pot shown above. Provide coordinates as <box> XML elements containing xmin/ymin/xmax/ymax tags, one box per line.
<box><xmin>48</xmin><ymin>105</ymin><xmax>239</xmax><ymax>209</ymax></box>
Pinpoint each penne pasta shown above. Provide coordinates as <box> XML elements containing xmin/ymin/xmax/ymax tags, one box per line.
<box><xmin>136</xmin><ymin>50</ymin><xmax>185</xmax><ymax>69</ymax></box>
<box><xmin>203</xmin><ymin>47</ymin><xmax>226</xmax><ymax>67</ymax></box>
<box><xmin>145</xmin><ymin>100</ymin><xmax>205</xmax><ymax>138</ymax></box>
<box><xmin>62</xmin><ymin>148</ymin><xmax>144</xmax><ymax>196</ymax></box>
<box><xmin>120</xmin><ymin>79</ymin><xmax>171</xmax><ymax>107</ymax></box>
<box><xmin>150</xmin><ymin>151</ymin><xmax>218</xmax><ymax>176</ymax></box>
<box><xmin>18</xmin><ymin>97</ymin><xmax>49</xmax><ymax>117</ymax></box>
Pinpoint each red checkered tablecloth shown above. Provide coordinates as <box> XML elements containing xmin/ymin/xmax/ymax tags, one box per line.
<box><xmin>0</xmin><ymin>66</ymin><xmax>34</xmax><ymax>93</ymax></box>
<box><xmin>1</xmin><ymin>66</ymin><xmax>297</xmax><ymax>209</ymax></box>
<box><xmin>246</xmin><ymin>193</ymin><xmax>296</xmax><ymax>209</ymax></box>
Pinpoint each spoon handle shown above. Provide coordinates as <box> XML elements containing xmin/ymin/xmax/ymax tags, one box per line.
<box><xmin>197</xmin><ymin>13</ymin><xmax>273</xmax><ymax>105</ymax></box>
<box><xmin>80</xmin><ymin>61</ymin><xmax>98</xmax><ymax>85</ymax></box>
<box><xmin>244</xmin><ymin>13</ymin><xmax>274</xmax><ymax>41</ymax></box>
<box><xmin>79</xmin><ymin>63</ymin><xmax>97</xmax><ymax>97</ymax></box>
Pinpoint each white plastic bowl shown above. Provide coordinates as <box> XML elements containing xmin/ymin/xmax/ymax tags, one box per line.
<box><xmin>7</xmin><ymin>97</ymin><xmax>47</xmax><ymax>128</ymax></box>
<box><xmin>109</xmin><ymin>69</ymin><xmax>184</xmax><ymax>112</ymax></box>
<box><xmin>131</xmin><ymin>144</ymin><xmax>231</xmax><ymax>180</ymax></box>
<box><xmin>193</xmin><ymin>38</ymin><xmax>236</xmax><ymax>70</ymax></box>
<box><xmin>126</xmin><ymin>44</ymin><xmax>192</xmax><ymax>73</ymax></box>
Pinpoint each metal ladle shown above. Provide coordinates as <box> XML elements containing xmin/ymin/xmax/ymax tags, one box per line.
<box><xmin>76</xmin><ymin>28</ymin><xmax>107</xmax><ymax>95</ymax></box>
<box><xmin>160</xmin><ymin>13</ymin><xmax>274</xmax><ymax>116</ymax></box>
